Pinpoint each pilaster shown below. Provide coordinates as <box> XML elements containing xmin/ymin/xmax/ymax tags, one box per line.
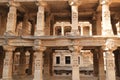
<box><xmin>2</xmin><ymin>46</ymin><xmax>15</xmax><ymax>80</ymax></box>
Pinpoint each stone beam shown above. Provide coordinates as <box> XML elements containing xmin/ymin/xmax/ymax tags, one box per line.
<box><xmin>0</xmin><ymin>36</ymin><xmax>120</xmax><ymax>47</ymax></box>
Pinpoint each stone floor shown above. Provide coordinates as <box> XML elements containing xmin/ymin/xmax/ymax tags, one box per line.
<box><xmin>0</xmin><ymin>75</ymin><xmax>120</xmax><ymax>80</ymax></box>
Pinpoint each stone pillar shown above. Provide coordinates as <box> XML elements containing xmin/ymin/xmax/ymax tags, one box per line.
<box><xmin>61</xmin><ymin>23</ymin><xmax>64</xmax><ymax>36</ymax></box>
<box><xmin>22</xmin><ymin>13</ymin><xmax>31</xmax><ymax>36</ymax></box>
<box><xmin>28</xmin><ymin>52</ymin><xmax>33</xmax><ymax>75</ymax></box>
<box><xmin>13</xmin><ymin>52</ymin><xmax>20</xmax><ymax>75</ymax></box>
<box><xmin>70</xmin><ymin>45</ymin><xmax>82</xmax><ymax>80</ymax></box>
<box><xmin>101</xmin><ymin>0</ymin><xmax>113</xmax><ymax>35</ymax></box>
<box><xmin>19</xmin><ymin>51</ymin><xmax>26</xmax><ymax>75</ymax></box>
<box><xmin>114</xmin><ymin>49</ymin><xmax>120</xmax><ymax>77</ymax></box>
<box><xmin>0</xmin><ymin>49</ymin><xmax>4</xmax><ymax>78</ymax></box>
<box><xmin>69</xmin><ymin>1</ymin><xmax>79</xmax><ymax>35</ymax></box>
<box><xmin>81</xmin><ymin>27</ymin><xmax>83</xmax><ymax>36</ymax></box>
<box><xmin>98</xmin><ymin>48</ymin><xmax>105</xmax><ymax>80</ymax></box>
<box><xmin>91</xmin><ymin>20</ymin><xmax>96</xmax><ymax>35</ymax></box>
<box><xmin>96</xmin><ymin>12</ymin><xmax>102</xmax><ymax>35</ymax></box>
<box><xmin>2</xmin><ymin>46</ymin><xmax>15</xmax><ymax>80</ymax></box>
<box><xmin>45</xmin><ymin>12</ymin><xmax>51</xmax><ymax>36</ymax></box>
<box><xmin>35</xmin><ymin>2</ymin><xmax>45</xmax><ymax>36</ymax></box>
<box><xmin>5</xmin><ymin>2</ymin><xmax>17</xmax><ymax>35</ymax></box>
<box><xmin>71</xmin><ymin>5</ymin><xmax>79</xmax><ymax>35</ymax></box>
<box><xmin>33</xmin><ymin>46</ymin><xmax>46</xmax><ymax>80</ymax></box>
<box><xmin>111</xmin><ymin>18</ymin><xmax>118</xmax><ymax>35</ymax></box>
<box><xmin>44</xmin><ymin>49</ymin><xmax>51</xmax><ymax>76</ymax></box>
<box><xmin>91</xmin><ymin>49</ymin><xmax>99</xmax><ymax>77</ymax></box>
<box><xmin>103</xmin><ymin>39</ymin><xmax>116</xmax><ymax>80</ymax></box>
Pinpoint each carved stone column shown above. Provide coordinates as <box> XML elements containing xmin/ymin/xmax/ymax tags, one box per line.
<box><xmin>33</xmin><ymin>45</ymin><xmax>46</xmax><ymax>80</ymax></box>
<box><xmin>69</xmin><ymin>45</ymin><xmax>82</xmax><ymax>80</ymax></box>
<box><xmin>98</xmin><ymin>48</ymin><xmax>105</xmax><ymax>80</ymax></box>
<box><xmin>19</xmin><ymin>51</ymin><xmax>26</xmax><ymax>76</ymax></box>
<box><xmin>111</xmin><ymin>18</ymin><xmax>118</xmax><ymax>35</ymax></box>
<box><xmin>45</xmin><ymin>12</ymin><xmax>51</xmax><ymax>36</ymax></box>
<box><xmin>5</xmin><ymin>2</ymin><xmax>18</xmax><ymax>35</ymax></box>
<box><xmin>22</xmin><ymin>13</ymin><xmax>31</xmax><ymax>36</ymax></box>
<box><xmin>35</xmin><ymin>2</ymin><xmax>45</xmax><ymax>36</ymax></box>
<box><xmin>103</xmin><ymin>39</ymin><xmax>117</xmax><ymax>80</ymax></box>
<box><xmin>101</xmin><ymin>0</ymin><xmax>113</xmax><ymax>36</ymax></box>
<box><xmin>69</xmin><ymin>1</ymin><xmax>80</xmax><ymax>35</ymax></box>
<box><xmin>91</xmin><ymin>49</ymin><xmax>99</xmax><ymax>77</ymax></box>
<box><xmin>2</xmin><ymin>46</ymin><xmax>15</xmax><ymax>80</ymax></box>
<box><xmin>96</xmin><ymin>12</ymin><xmax>102</xmax><ymax>35</ymax></box>
<box><xmin>61</xmin><ymin>23</ymin><xmax>64</xmax><ymax>36</ymax></box>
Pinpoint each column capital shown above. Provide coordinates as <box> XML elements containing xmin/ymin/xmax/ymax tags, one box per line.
<box><xmin>68</xmin><ymin>0</ymin><xmax>82</xmax><ymax>6</ymax></box>
<box><xmin>69</xmin><ymin>45</ymin><xmax>82</xmax><ymax>53</ymax></box>
<box><xmin>33</xmin><ymin>46</ymin><xmax>46</xmax><ymax>52</ymax></box>
<box><xmin>3</xmin><ymin>45</ymin><xmax>16</xmax><ymax>52</ymax></box>
<box><xmin>7</xmin><ymin>1</ymin><xmax>20</xmax><ymax>7</ymax></box>
<box><xmin>102</xmin><ymin>39</ymin><xmax>117</xmax><ymax>52</ymax></box>
<box><xmin>101</xmin><ymin>0</ymin><xmax>111</xmax><ymax>5</ymax></box>
<box><xmin>35</xmin><ymin>1</ymin><xmax>47</xmax><ymax>7</ymax></box>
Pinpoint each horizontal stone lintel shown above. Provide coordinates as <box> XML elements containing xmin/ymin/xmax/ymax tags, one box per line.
<box><xmin>0</xmin><ymin>36</ymin><xmax>119</xmax><ymax>47</ymax></box>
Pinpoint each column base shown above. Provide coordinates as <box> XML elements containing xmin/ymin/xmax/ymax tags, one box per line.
<box><xmin>2</xmin><ymin>78</ymin><xmax>13</xmax><ymax>80</ymax></box>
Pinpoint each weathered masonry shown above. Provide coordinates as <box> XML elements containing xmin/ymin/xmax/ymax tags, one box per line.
<box><xmin>0</xmin><ymin>0</ymin><xmax>120</xmax><ymax>80</ymax></box>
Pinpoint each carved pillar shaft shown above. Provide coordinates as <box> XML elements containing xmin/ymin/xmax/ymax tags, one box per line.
<box><xmin>6</xmin><ymin>5</ymin><xmax>17</xmax><ymax>35</ymax></box>
<box><xmin>101</xmin><ymin>1</ymin><xmax>113</xmax><ymax>35</ymax></box>
<box><xmin>71</xmin><ymin>5</ymin><xmax>79</xmax><ymax>35</ymax></box>
<box><xmin>103</xmin><ymin>39</ymin><xmax>116</xmax><ymax>80</ymax></box>
<box><xmin>61</xmin><ymin>26</ymin><xmax>64</xmax><ymax>36</ymax></box>
<box><xmin>96</xmin><ymin>12</ymin><xmax>102</xmax><ymax>35</ymax></box>
<box><xmin>19</xmin><ymin>52</ymin><xmax>26</xmax><ymax>75</ymax></box>
<box><xmin>93</xmin><ymin>50</ymin><xmax>99</xmax><ymax>77</ymax></box>
<box><xmin>35</xmin><ymin>4</ymin><xmax>45</xmax><ymax>36</ymax></box>
<box><xmin>71</xmin><ymin>46</ymin><xmax>81</xmax><ymax>80</ymax></box>
<box><xmin>33</xmin><ymin>51</ymin><xmax>43</xmax><ymax>80</ymax></box>
<box><xmin>2</xmin><ymin>46</ymin><xmax>15</xmax><ymax>80</ymax></box>
<box><xmin>45</xmin><ymin>13</ymin><xmax>51</xmax><ymax>36</ymax></box>
<box><xmin>105</xmin><ymin>51</ymin><xmax>116</xmax><ymax>80</ymax></box>
<box><xmin>98</xmin><ymin>49</ymin><xmax>105</xmax><ymax>80</ymax></box>
<box><xmin>33</xmin><ymin>46</ymin><xmax>46</xmax><ymax>80</ymax></box>
<box><xmin>91</xmin><ymin>20</ymin><xmax>96</xmax><ymax>35</ymax></box>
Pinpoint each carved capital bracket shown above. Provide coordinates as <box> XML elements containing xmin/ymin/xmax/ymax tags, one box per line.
<box><xmin>3</xmin><ymin>45</ymin><xmax>16</xmax><ymax>52</ymax></box>
<box><xmin>33</xmin><ymin>39</ymin><xmax>46</xmax><ymax>52</ymax></box>
<box><xmin>7</xmin><ymin>1</ymin><xmax>20</xmax><ymax>7</ymax></box>
<box><xmin>101</xmin><ymin>0</ymin><xmax>112</xmax><ymax>5</ymax></box>
<box><xmin>102</xmin><ymin>39</ymin><xmax>117</xmax><ymax>52</ymax></box>
<box><xmin>68</xmin><ymin>0</ymin><xmax>82</xmax><ymax>6</ymax></box>
<box><xmin>69</xmin><ymin>40</ymin><xmax>82</xmax><ymax>52</ymax></box>
<box><xmin>35</xmin><ymin>1</ymin><xmax>47</xmax><ymax>7</ymax></box>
